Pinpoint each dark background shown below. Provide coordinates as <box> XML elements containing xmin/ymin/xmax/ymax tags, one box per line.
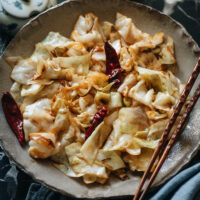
<box><xmin>0</xmin><ymin>0</ymin><xmax>200</xmax><ymax>199</ymax></box>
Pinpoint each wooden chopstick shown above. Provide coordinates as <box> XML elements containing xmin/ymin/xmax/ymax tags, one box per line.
<box><xmin>139</xmin><ymin>82</ymin><xmax>200</xmax><ymax>200</ymax></box>
<box><xmin>133</xmin><ymin>57</ymin><xmax>200</xmax><ymax>200</ymax></box>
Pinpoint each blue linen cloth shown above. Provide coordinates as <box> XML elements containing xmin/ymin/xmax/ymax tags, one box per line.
<box><xmin>150</xmin><ymin>163</ymin><xmax>200</xmax><ymax>200</ymax></box>
<box><xmin>1</xmin><ymin>0</ymin><xmax>200</xmax><ymax>199</ymax></box>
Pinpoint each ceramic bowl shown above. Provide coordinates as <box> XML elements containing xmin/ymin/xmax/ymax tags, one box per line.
<box><xmin>0</xmin><ymin>0</ymin><xmax>57</xmax><ymax>33</ymax></box>
<box><xmin>0</xmin><ymin>0</ymin><xmax>200</xmax><ymax>198</ymax></box>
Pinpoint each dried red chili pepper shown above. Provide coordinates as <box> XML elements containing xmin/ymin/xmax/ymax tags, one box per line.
<box><xmin>105</xmin><ymin>41</ymin><xmax>121</xmax><ymax>87</ymax></box>
<box><xmin>1</xmin><ymin>91</ymin><xmax>25</xmax><ymax>146</ymax></box>
<box><xmin>85</xmin><ymin>106</ymin><xmax>107</xmax><ymax>140</ymax></box>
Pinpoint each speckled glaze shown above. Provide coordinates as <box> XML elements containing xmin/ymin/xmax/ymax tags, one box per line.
<box><xmin>0</xmin><ymin>0</ymin><xmax>200</xmax><ymax>198</ymax></box>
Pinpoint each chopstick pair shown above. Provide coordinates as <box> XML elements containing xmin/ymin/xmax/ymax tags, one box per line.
<box><xmin>133</xmin><ymin>57</ymin><xmax>200</xmax><ymax>200</ymax></box>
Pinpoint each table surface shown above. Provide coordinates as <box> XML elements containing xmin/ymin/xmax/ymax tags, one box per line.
<box><xmin>0</xmin><ymin>0</ymin><xmax>200</xmax><ymax>199</ymax></box>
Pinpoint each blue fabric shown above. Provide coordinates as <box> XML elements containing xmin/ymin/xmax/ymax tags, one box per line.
<box><xmin>150</xmin><ymin>163</ymin><xmax>200</xmax><ymax>200</ymax></box>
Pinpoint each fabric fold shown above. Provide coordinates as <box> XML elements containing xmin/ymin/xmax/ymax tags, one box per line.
<box><xmin>150</xmin><ymin>163</ymin><xmax>200</xmax><ymax>200</ymax></box>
